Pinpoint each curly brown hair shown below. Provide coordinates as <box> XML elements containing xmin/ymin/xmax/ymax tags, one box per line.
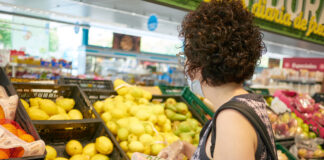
<box><xmin>180</xmin><ymin>0</ymin><xmax>265</xmax><ymax>86</ymax></box>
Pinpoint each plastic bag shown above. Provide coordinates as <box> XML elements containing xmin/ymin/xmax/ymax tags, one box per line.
<box><xmin>0</xmin><ymin>119</ymin><xmax>45</xmax><ymax>158</ymax></box>
<box><xmin>0</xmin><ymin>86</ymin><xmax>8</xmax><ymax>98</ymax></box>
<box><xmin>290</xmin><ymin>136</ymin><xmax>324</xmax><ymax>159</ymax></box>
<box><xmin>0</xmin><ymin>95</ymin><xmax>18</xmax><ymax>120</ymax></box>
<box><xmin>132</xmin><ymin>152</ymin><xmax>166</xmax><ymax>160</ymax></box>
<box><xmin>294</xmin><ymin>94</ymin><xmax>317</xmax><ymax>113</ymax></box>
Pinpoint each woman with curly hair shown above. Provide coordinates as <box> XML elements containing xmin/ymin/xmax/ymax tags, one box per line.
<box><xmin>158</xmin><ymin>0</ymin><xmax>277</xmax><ymax>160</ymax></box>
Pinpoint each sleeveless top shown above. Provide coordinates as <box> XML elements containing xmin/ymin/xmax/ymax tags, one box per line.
<box><xmin>191</xmin><ymin>94</ymin><xmax>276</xmax><ymax>160</ymax></box>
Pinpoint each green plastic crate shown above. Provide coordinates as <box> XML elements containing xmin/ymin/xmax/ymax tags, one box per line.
<box><xmin>250</xmin><ymin>88</ymin><xmax>270</xmax><ymax>96</ymax></box>
<box><xmin>159</xmin><ymin>85</ymin><xmax>185</xmax><ymax>95</ymax></box>
<box><xmin>181</xmin><ymin>87</ymin><xmax>214</xmax><ymax>119</ymax></box>
<box><xmin>276</xmin><ymin>143</ymin><xmax>297</xmax><ymax>160</ymax></box>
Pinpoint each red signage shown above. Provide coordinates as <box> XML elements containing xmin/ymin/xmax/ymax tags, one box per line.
<box><xmin>283</xmin><ymin>58</ymin><xmax>324</xmax><ymax>72</ymax></box>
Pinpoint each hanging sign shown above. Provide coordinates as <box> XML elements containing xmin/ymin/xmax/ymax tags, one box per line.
<box><xmin>283</xmin><ymin>58</ymin><xmax>324</xmax><ymax>72</ymax></box>
<box><xmin>148</xmin><ymin>14</ymin><xmax>159</xmax><ymax>31</ymax></box>
<box><xmin>74</xmin><ymin>22</ymin><xmax>80</xmax><ymax>34</ymax></box>
<box><xmin>147</xmin><ymin>0</ymin><xmax>324</xmax><ymax>45</ymax></box>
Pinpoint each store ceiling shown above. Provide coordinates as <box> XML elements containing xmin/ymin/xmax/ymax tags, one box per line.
<box><xmin>0</xmin><ymin>0</ymin><xmax>323</xmax><ymax>57</ymax></box>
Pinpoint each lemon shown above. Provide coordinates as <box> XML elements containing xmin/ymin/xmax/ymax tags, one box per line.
<box><xmin>152</xmin><ymin>105</ymin><xmax>164</xmax><ymax>115</ymax></box>
<box><xmin>144</xmin><ymin>124</ymin><xmax>154</xmax><ymax>135</ymax></box>
<box><xmin>129</xmin><ymin>122</ymin><xmax>145</xmax><ymax>136</ymax></box>
<box><xmin>117</xmin><ymin>128</ymin><xmax>129</xmax><ymax>141</ymax></box>
<box><xmin>29</xmin><ymin>97</ymin><xmax>42</xmax><ymax>107</ymax></box>
<box><xmin>139</xmin><ymin>134</ymin><xmax>153</xmax><ymax>146</ymax></box>
<box><xmin>111</xmin><ymin>109</ymin><xmax>126</xmax><ymax>119</ymax></box>
<box><xmin>45</xmin><ymin>145</ymin><xmax>57</xmax><ymax>159</ymax></box>
<box><xmin>157</xmin><ymin>115</ymin><xmax>167</xmax><ymax>126</ymax></box>
<box><xmin>116</xmin><ymin>87</ymin><xmax>129</xmax><ymax>96</ymax></box>
<box><xmin>143</xmin><ymin>91</ymin><xmax>152</xmax><ymax>100</ymax></box>
<box><xmin>137</xmin><ymin>98</ymin><xmax>149</xmax><ymax>105</ymax></box>
<box><xmin>124</xmin><ymin>94</ymin><xmax>134</xmax><ymax>101</ymax></box>
<box><xmin>83</xmin><ymin>143</ymin><xmax>97</xmax><ymax>157</ymax></box>
<box><xmin>57</xmin><ymin>107</ymin><xmax>66</xmax><ymax>114</ymax></box>
<box><xmin>66</xmin><ymin>140</ymin><xmax>83</xmax><ymax>156</ymax></box>
<box><xmin>116</xmin><ymin>118</ymin><xmax>129</xmax><ymax>128</ymax></box>
<box><xmin>69</xmin><ymin>154</ymin><xmax>88</xmax><ymax>160</ymax></box>
<box><xmin>127</xmin><ymin>134</ymin><xmax>138</xmax><ymax>142</ymax></box>
<box><xmin>94</xmin><ymin>101</ymin><xmax>104</xmax><ymax>114</ymax></box>
<box><xmin>151</xmin><ymin>143</ymin><xmax>165</xmax><ymax>156</ymax></box>
<box><xmin>162</xmin><ymin>122</ymin><xmax>172</xmax><ymax>132</ymax></box>
<box><xmin>106</xmin><ymin>121</ymin><xmax>117</xmax><ymax>135</ymax></box>
<box><xmin>119</xmin><ymin>141</ymin><xmax>128</xmax><ymax>152</ymax></box>
<box><xmin>144</xmin><ymin>146</ymin><xmax>151</xmax><ymax>155</ymax></box>
<box><xmin>56</xmin><ymin>98</ymin><xmax>75</xmax><ymax>111</ymax></box>
<box><xmin>39</xmin><ymin>99</ymin><xmax>58</xmax><ymax>115</ymax></box>
<box><xmin>20</xmin><ymin>99</ymin><xmax>29</xmax><ymax>110</ymax></box>
<box><xmin>28</xmin><ymin>108</ymin><xmax>49</xmax><ymax>120</ymax></box>
<box><xmin>49</xmin><ymin>114</ymin><xmax>69</xmax><ymax>120</ymax></box>
<box><xmin>114</xmin><ymin>95</ymin><xmax>124</xmax><ymax>102</ymax></box>
<box><xmin>126</xmin><ymin>152</ymin><xmax>133</xmax><ymax>159</ymax></box>
<box><xmin>54</xmin><ymin>157</ymin><xmax>68</xmax><ymax>160</ymax></box>
<box><xmin>130</xmin><ymin>87</ymin><xmax>143</xmax><ymax>98</ymax></box>
<box><xmin>103</xmin><ymin>102</ymin><xmax>114</xmax><ymax>113</ymax></box>
<box><xmin>68</xmin><ymin>109</ymin><xmax>83</xmax><ymax>120</ymax></box>
<box><xmin>128</xmin><ymin>141</ymin><xmax>144</xmax><ymax>152</ymax></box>
<box><xmin>95</xmin><ymin>136</ymin><xmax>113</xmax><ymax>155</ymax></box>
<box><xmin>101</xmin><ymin>112</ymin><xmax>112</xmax><ymax>123</ymax></box>
<box><xmin>113</xmin><ymin>79</ymin><xmax>127</xmax><ymax>89</ymax></box>
<box><xmin>135</xmin><ymin>110</ymin><xmax>150</xmax><ymax>121</ymax></box>
<box><xmin>90</xmin><ymin>154</ymin><xmax>109</xmax><ymax>160</ymax></box>
<box><xmin>148</xmin><ymin>115</ymin><xmax>157</xmax><ymax>124</ymax></box>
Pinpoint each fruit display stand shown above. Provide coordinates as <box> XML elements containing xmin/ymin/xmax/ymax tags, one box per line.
<box><xmin>60</xmin><ymin>78</ymin><xmax>114</xmax><ymax>91</ymax></box>
<box><xmin>0</xmin><ymin>67</ymin><xmax>45</xmax><ymax>159</ymax></box>
<box><xmin>181</xmin><ymin>87</ymin><xmax>214</xmax><ymax>119</ymax></box>
<box><xmin>12</xmin><ymin>83</ymin><xmax>128</xmax><ymax>159</ymax></box>
<box><xmin>273</xmin><ymin>90</ymin><xmax>324</xmax><ymax>138</ymax></box>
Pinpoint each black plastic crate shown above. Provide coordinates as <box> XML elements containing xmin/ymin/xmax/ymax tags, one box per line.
<box><xmin>84</xmin><ymin>90</ymin><xmax>208</xmax><ymax>125</ymax></box>
<box><xmin>60</xmin><ymin>78</ymin><xmax>114</xmax><ymax>90</ymax></box>
<box><xmin>39</xmin><ymin>121</ymin><xmax>128</xmax><ymax>160</ymax></box>
<box><xmin>0</xmin><ymin>67</ymin><xmax>45</xmax><ymax>160</ymax></box>
<box><xmin>313</xmin><ymin>92</ymin><xmax>324</xmax><ymax>105</ymax></box>
<box><xmin>12</xmin><ymin>83</ymin><xmax>100</xmax><ymax>123</ymax></box>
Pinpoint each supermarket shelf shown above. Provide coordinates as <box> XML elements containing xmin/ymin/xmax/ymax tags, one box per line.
<box><xmin>273</xmin><ymin>79</ymin><xmax>322</xmax><ymax>85</ymax></box>
<box><xmin>9</xmin><ymin>63</ymin><xmax>71</xmax><ymax>69</ymax></box>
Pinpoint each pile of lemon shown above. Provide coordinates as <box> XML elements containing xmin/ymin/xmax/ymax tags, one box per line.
<box><xmin>21</xmin><ymin>97</ymin><xmax>83</xmax><ymax>120</ymax></box>
<box><xmin>45</xmin><ymin>136</ymin><xmax>113</xmax><ymax>160</ymax></box>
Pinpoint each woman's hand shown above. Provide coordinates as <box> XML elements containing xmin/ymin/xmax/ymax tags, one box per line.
<box><xmin>158</xmin><ymin>140</ymin><xmax>197</xmax><ymax>160</ymax></box>
<box><xmin>158</xmin><ymin>140</ymin><xmax>185</xmax><ymax>160</ymax></box>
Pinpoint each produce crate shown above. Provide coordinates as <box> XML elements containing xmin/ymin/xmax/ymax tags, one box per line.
<box><xmin>10</xmin><ymin>78</ymin><xmax>57</xmax><ymax>84</ymax></box>
<box><xmin>313</xmin><ymin>92</ymin><xmax>324</xmax><ymax>104</ymax></box>
<box><xmin>12</xmin><ymin>83</ymin><xmax>100</xmax><ymax>125</ymax></box>
<box><xmin>60</xmin><ymin>78</ymin><xmax>114</xmax><ymax>90</ymax></box>
<box><xmin>276</xmin><ymin>143</ymin><xmax>298</xmax><ymax>160</ymax></box>
<box><xmin>37</xmin><ymin>121</ymin><xmax>128</xmax><ymax>160</ymax></box>
<box><xmin>181</xmin><ymin>87</ymin><xmax>214</xmax><ymax>119</ymax></box>
<box><xmin>0</xmin><ymin>67</ymin><xmax>45</xmax><ymax>160</ymax></box>
<box><xmin>84</xmin><ymin>90</ymin><xmax>208</xmax><ymax>124</ymax></box>
<box><xmin>159</xmin><ymin>85</ymin><xmax>184</xmax><ymax>95</ymax></box>
<box><xmin>250</xmin><ymin>88</ymin><xmax>270</xmax><ymax>96</ymax></box>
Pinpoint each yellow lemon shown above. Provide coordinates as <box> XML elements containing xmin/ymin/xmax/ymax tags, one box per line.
<box><xmin>66</xmin><ymin>140</ymin><xmax>83</xmax><ymax>156</ymax></box>
<box><xmin>95</xmin><ymin>136</ymin><xmax>113</xmax><ymax>155</ymax></box>
<box><xmin>45</xmin><ymin>145</ymin><xmax>57</xmax><ymax>160</ymax></box>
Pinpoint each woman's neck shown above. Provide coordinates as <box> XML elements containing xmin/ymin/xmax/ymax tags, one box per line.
<box><xmin>202</xmin><ymin>83</ymin><xmax>248</xmax><ymax>112</ymax></box>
